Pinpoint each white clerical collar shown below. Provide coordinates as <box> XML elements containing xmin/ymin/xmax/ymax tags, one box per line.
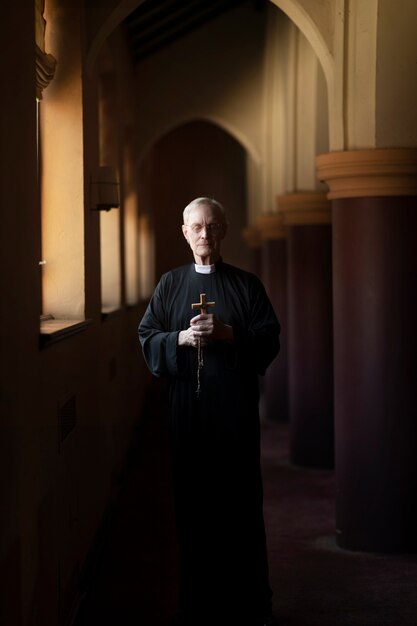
<box><xmin>194</xmin><ymin>263</ymin><xmax>216</xmax><ymax>274</ymax></box>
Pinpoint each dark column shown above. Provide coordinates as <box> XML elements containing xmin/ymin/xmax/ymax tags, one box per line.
<box><xmin>257</xmin><ymin>213</ymin><xmax>288</xmax><ymax>421</ymax></box>
<box><xmin>280</xmin><ymin>193</ymin><xmax>334</xmax><ymax>468</ymax></box>
<box><xmin>317</xmin><ymin>148</ymin><xmax>417</xmax><ymax>552</ymax></box>
<box><xmin>260</xmin><ymin>235</ymin><xmax>288</xmax><ymax>422</ymax></box>
<box><xmin>242</xmin><ymin>226</ymin><xmax>262</xmax><ymax>278</ymax></box>
<box><xmin>243</xmin><ymin>221</ymin><xmax>288</xmax><ymax>421</ymax></box>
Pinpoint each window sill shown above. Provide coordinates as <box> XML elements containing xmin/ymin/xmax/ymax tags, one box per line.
<box><xmin>101</xmin><ymin>306</ymin><xmax>122</xmax><ymax>321</ymax></box>
<box><xmin>40</xmin><ymin>318</ymin><xmax>93</xmax><ymax>347</ymax></box>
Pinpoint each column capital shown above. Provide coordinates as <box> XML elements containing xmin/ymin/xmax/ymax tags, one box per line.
<box><xmin>255</xmin><ymin>213</ymin><xmax>287</xmax><ymax>241</ymax></box>
<box><xmin>277</xmin><ymin>192</ymin><xmax>331</xmax><ymax>225</ymax></box>
<box><xmin>316</xmin><ymin>148</ymin><xmax>417</xmax><ymax>200</ymax></box>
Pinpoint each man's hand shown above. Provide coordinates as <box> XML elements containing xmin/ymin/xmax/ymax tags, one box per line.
<box><xmin>178</xmin><ymin>314</ymin><xmax>234</xmax><ymax>348</ymax></box>
<box><xmin>178</xmin><ymin>326</ymin><xmax>208</xmax><ymax>348</ymax></box>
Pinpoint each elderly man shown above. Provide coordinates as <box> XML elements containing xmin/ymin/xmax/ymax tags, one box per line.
<box><xmin>139</xmin><ymin>197</ymin><xmax>280</xmax><ymax>626</ymax></box>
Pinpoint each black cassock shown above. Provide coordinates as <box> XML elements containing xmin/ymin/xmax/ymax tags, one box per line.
<box><xmin>139</xmin><ymin>260</ymin><xmax>280</xmax><ymax>622</ymax></box>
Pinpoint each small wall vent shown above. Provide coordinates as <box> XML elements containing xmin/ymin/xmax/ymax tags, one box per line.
<box><xmin>59</xmin><ymin>395</ymin><xmax>77</xmax><ymax>444</ymax></box>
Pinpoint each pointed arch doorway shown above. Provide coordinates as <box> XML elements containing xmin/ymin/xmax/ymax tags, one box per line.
<box><xmin>138</xmin><ymin>119</ymin><xmax>252</xmax><ymax>281</ymax></box>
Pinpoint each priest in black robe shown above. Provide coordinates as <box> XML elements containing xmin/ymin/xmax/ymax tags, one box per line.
<box><xmin>139</xmin><ymin>197</ymin><xmax>280</xmax><ymax>626</ymax></box>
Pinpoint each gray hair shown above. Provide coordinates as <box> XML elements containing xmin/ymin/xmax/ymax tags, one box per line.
<box><xmin>183</xmin><ymin>197</ymin><xmax>227</xmax><ymax>224</ymax></box>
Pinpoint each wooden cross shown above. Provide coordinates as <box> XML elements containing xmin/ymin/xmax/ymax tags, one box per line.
<box><xmin>191</xmin><ymin>293</ymin><xmax>215</xmax><ymax>397</ymax></box>
<box><xmin>191</xmin><ymin>293</ymin><xmax>216</xmax><ymax>315</ymax></box>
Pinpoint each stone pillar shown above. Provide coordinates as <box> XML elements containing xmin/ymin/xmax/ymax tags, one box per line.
<box><xmin>256</xmin><ymin>215</ymin><xmax>289</xmax><ymax>422</ymax></box>
<box><xmin>279</xmin><ymin>192</ymin><xmax>334</xmax><ymax>468</ymax></box>
<box><xmin>316</xmin><ymin>148</ymin><xmax>417</xmax><ymax>552</ymax></box>
<box><xmin>241</xmin><ymin>226</ymin><xmax>262</xmax><ymax>278</ymax></box>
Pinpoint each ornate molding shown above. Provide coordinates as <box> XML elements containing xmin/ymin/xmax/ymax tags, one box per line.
<box><xmin>316</xmin><ymin>149</ymin><xmax>417</xmax><ymax>199</ymax></box>
<box><xmin>36</xmin><ymin>44</ymin><xmax>57</xmax><ymax>100</ymax></box>
<box><xmin>35</xmin><ymin>0</ymin><xmax>56</xmax><ymax>100</ymax></box>
<box><xmin>277</xmin><ymin>192</ymin><xmax>331</xmax><ymax>225</ymax></box>
<box><xmin>256</xmin><ymin>213</ymin><xmax>287</xmax><ymax>241</ymax></box>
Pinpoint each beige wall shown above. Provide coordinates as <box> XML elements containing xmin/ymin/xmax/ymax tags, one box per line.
<box><xmin>42</xmin><ymin>1</ymin><xmax>85</xmax><ymax>319</ymax></box>
<box><xmin>272</xmin><ymin>0</ymin><xmax>336</xmax><ymax>57</ymax></box>
<box><xmin>263</xmin><ymin>4</ymin><xmax>329</xmax><ymax>202</ymax></box>
<box><xmin>376</xmin><ymin>0</ymin><xmax>417</xmax><ymax>147</ymax></box>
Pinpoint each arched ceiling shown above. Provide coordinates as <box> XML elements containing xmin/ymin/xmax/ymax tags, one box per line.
<box><xmin>122</xmin><ymin>0</ymin><xmax>266</xmax><ymax>63</ymax></box>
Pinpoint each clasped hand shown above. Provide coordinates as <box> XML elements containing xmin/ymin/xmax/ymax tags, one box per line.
<box><xmin>178</xmin><ymin>314</ymin><xmax>233</xmax><ymax>348</ymax></box>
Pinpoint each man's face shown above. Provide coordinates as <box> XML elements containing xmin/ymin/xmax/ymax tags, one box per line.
<box><xmin>182</xmin><ymin>203</ymin><xmax>227</xmax><ymax>264</ymax></box>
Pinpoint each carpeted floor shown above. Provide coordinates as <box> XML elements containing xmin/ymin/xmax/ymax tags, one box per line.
<box><xmin>74</xmin><ymin>382</ymin><xmax>417</xmax><ymax>626</ymax></box>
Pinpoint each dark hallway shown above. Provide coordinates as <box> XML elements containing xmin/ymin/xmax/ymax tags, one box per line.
<box><xmin>74</xmin><ymin>381</ymin><xmax>417</xmax><ymax>626</ymax></box>
<box><xmin>4</xmin><ymin>4</ymin><xmax>417</xmax><ymax>625</ymax></box>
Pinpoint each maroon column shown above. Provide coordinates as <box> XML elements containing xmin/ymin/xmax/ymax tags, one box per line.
<box><xmin>317</xmin><ymin>148</ymin><xmax>417</xmax><ymax>552</ymax></box>
<box><xmin>241</xmin><ymin>225</ymin><xmax>262</xmax><ymax>277</ymax></box>
<box><xmin>332</xmin><ymin>196</ymin><xmax>417</xmax><ymax>551</ymax></box>
<box><xmin>261</xmin><ymin>237</ymin><xmax>289</xmax><ymax>422</ymax></box>
<box><xmin>287</xmin><ymin>223</ymin><xmax>334</xmax><ymax>468</ymax></box>
<box><xmin>252</xmin><ymin>245</ymin><xmax>262</xmax><ymax>280</ymax></box>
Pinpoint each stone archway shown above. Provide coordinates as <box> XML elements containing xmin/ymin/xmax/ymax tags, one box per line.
<box><xmin>138</xmin><ymin>119</ymin><xmax>250</xmax><ymax>280</ymax></box>
<box><xmin>86</xmin><ymin>0</ymin><xmax>339</xmax><ymax>146</ymax></box>
<box><xmin>269</xmin><ymin>0</ymin><xmax>341</xmax><ymax>149</ymax></box>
